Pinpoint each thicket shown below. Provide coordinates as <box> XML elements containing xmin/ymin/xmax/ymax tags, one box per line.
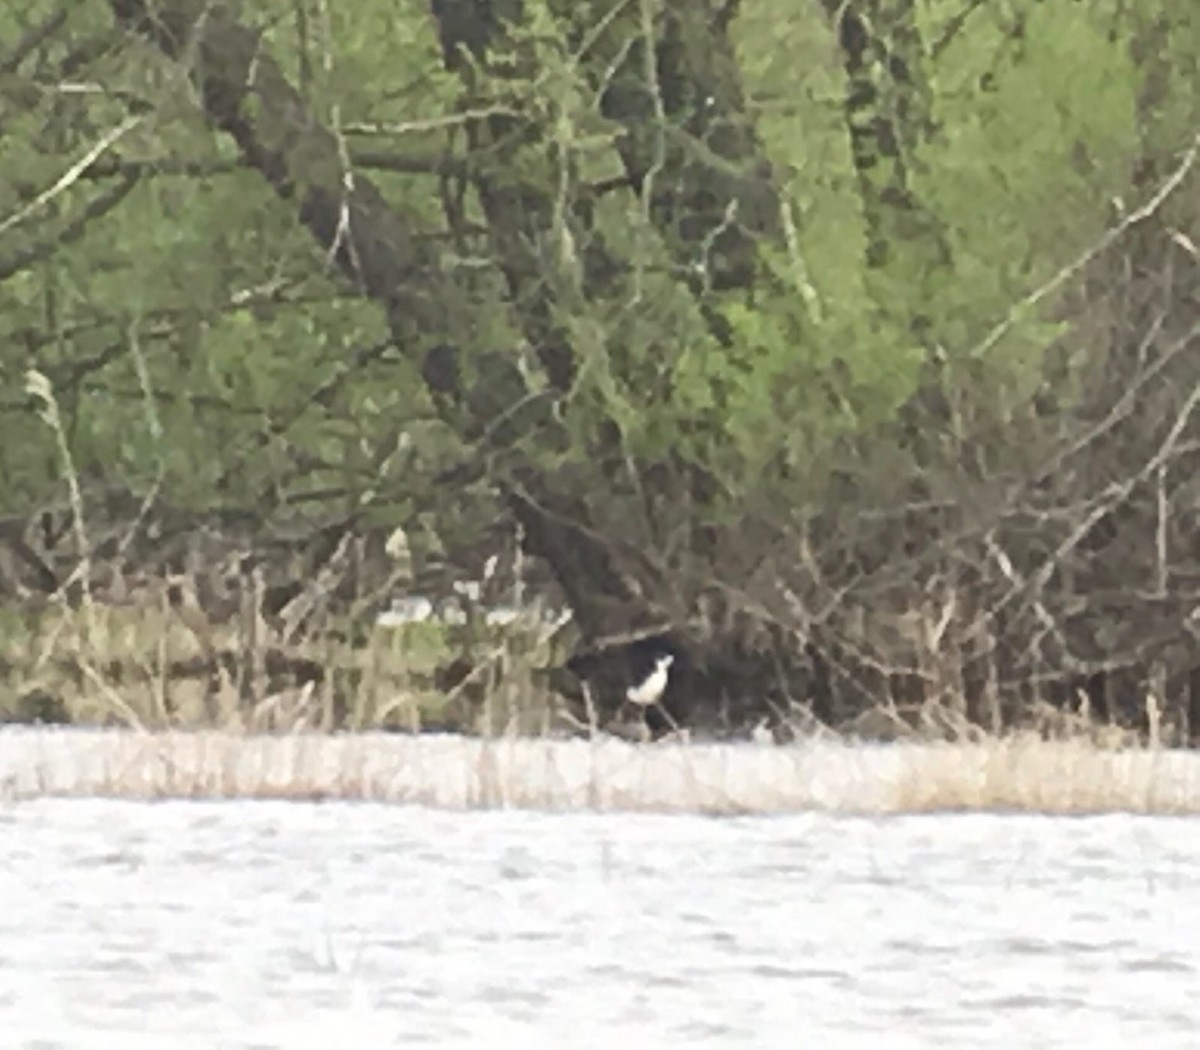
<box><xmin>2</xmin><ymin>1</ymin><xmax>1199</xmax><ymax>741</ymax></box>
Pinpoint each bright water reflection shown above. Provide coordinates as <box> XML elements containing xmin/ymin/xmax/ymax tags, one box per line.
<box><xmin>0</xmin><ymin>801</ymin><xmax>1197</xmax><ymax>1048</ymax></box>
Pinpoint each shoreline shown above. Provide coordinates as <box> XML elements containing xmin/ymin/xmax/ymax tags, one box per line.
<box><xmin>2</xmin><ymin>727</ymin><xmax>1198</xmax><ymax>816</ymax></box>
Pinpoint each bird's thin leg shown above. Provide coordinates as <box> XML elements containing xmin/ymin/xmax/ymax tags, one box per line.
<box><xmin>582</xmin><ymin>682</ymin><xmax>600</xmax><ymax>739</ymax></box>
<box><xmin>653</xmin><ymin>702</ymin><xmax>683</xmax><ymax>735</ymax></box>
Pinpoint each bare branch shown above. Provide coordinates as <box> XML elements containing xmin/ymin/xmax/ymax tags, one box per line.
<box><xmin>0</xmin><ymin>172</ymin><xmax>139</xmax><ymax>283</ymax></box>
<box><xmin>0</xmin><ymin>114</ymin><xmax>142</xmax><ymax>239</ymax></box>
<box><xmin>968</xmin><ymin>131</ymin><xmax>1200</xmax><ymax>362</ymax></box>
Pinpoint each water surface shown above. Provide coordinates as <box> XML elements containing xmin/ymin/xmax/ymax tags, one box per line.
<box><xmin>1</xmin><ymin>800</ymin><xmax>1196</xmax><ymax>1047</ymax></box>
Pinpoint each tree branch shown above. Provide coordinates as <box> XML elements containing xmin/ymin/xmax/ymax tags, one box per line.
<box><xmin>0</xmin><ymin>7</ymin><xmax>69</xmax><ymax>76</ymax></box>
<box><xmin>0</xmin><ymin>172</ymin><xmax>139</xmax><ymax>283</ymax></box>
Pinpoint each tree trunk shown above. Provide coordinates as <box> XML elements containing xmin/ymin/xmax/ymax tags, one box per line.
<box><xmin>550</xmin><ymin>0</ymin><xmax>784</xmax><ymax>343</ymax></box>
<box><xmin>821</xmin><ymin>0</ymin><xmax>951</xmax><ymax>302</ymax></box>
<box><xmin>110</xmin><ymin>0</ymin><xmax>678</xmax><ymax>713</ymax></box>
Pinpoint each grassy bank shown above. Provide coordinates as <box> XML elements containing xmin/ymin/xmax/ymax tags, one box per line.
<box><xmin>2</xmin><ymin>727</ymin><xmax>1198</xmax><ymax>815</ymax></box>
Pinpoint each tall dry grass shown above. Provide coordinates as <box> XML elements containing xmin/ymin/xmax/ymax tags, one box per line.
<box><xmin>3</xmin><ymin>727</ymin><xmax>1199</xmax><ymax>815</ymax></box>
<box><xmin>11</xmin><ymin>370</ymin><xmax>570</xmax><ymax>737</ymax></box>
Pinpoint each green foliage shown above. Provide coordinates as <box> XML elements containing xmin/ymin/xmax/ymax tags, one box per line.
<box><xmin>0</xmin><ymin>1</ymin><xmax>466</xmax><ymax>523</ymax></box>
<box><xmin>1</xmin><ymin>0</ymin><xmax>1197</xmax><ymax>535</ymax></box>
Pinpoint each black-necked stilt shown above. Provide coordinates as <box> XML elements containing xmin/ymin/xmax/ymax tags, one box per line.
<box><xmin>626</xmin><ymin>653</ymin><xmax>674</xmax><ymax>707</ymax></box>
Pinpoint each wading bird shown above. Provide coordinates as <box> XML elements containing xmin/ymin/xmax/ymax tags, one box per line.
<box><xmin>626</xmin><ymin>653</ymin><xmax>674</xmax><ymax>708</ymax></box>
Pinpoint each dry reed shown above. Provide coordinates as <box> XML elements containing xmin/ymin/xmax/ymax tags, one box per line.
<box><xmin>2</xmin><ymin>727</ymin><xmax>1199</xmax><ymax>815</ymax></box>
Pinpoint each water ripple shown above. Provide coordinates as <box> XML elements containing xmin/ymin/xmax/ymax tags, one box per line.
<box><xmin>0</xmin><ymin>803</ymin><xmax>1197</xmax><ymax>1047</ymax></box>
